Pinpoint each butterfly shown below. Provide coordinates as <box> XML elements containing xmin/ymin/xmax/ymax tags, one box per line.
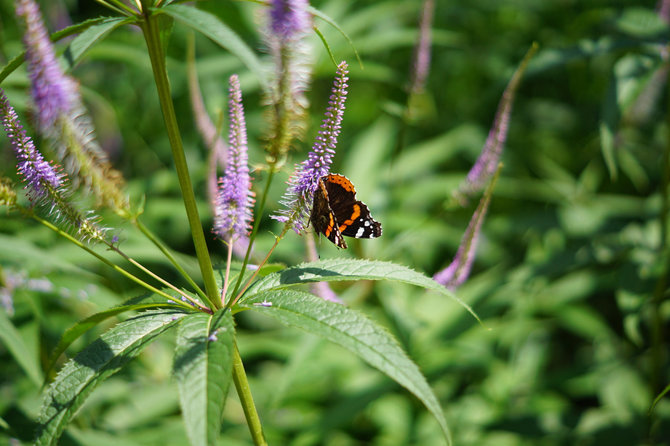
<box><xmin>309</xmin><ymin>174</ymin><xmax>382</xmax><ymax>249</ymax></box>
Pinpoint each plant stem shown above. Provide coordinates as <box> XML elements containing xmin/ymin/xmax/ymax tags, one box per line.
<box><xmin>232</xmin><ymin>343</ymin><xmax>267</xmax><ymax>446</ymax></box>
<box><xmin>94</xmin><ymin>0</ymin><xmax>134</xmax><ymax>16</ymax></box>
<box><xmin>108</xmin><ymin>244</ymin><xmax>206</xmax><ymax>310</ymax></box>
<box><xmin>221</xmin><ymin>235</ymin><xmax>234</xmax><ymax>306</ymax></box>
<box><xmin>32</xmin><ymin>215</ymin><xmax>194</xmax><ymax>310</ymax></box>
<box><xmin>135</xmin><ymin>218</ymin><xmax>208</xmax><ymax>303</ymax></box>
<box><xmin>230</xmin><ymin>168</ymin><xmax>275</xmax><ymax>298</ymax></box>
<box><xmin>140</xmin><ymin>11</ymin><xmax>220</xmax><ymax>310</ymax></box>
<box><xmin>228</xmin><ymin>233</ymin><xmax>283</xmax><ymax>308</ymax></box>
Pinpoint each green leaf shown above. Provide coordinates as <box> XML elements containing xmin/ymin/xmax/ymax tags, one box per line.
<box><xmin>158</xmin><ymin>4</ymin><xmax>267</xmax><ymax>90</ymax></box>
<box><xmin>617</xmin><ymin>7</ymin><xmax>670</xmax><ymax>38</ymax></box>
<box><xmin>44</xmin><ymin>302</ymin><xmax>190</xmax><ymax>384</ymax></box>
<box><xmin>0</xmin><ymin>16</ymin><xmax>109</xmax><ymax>83</ymax></box>
<box><xmin>242</xmin><ymin>258</ymin><xmax>479</xmax><ymax>322</ymax></box>
<box><xmin>35</xmin><ymin>310</ymin><xmax>187</xmax><ymax>446</ymax></box>
<box><xmin>650</xmin><ymin>382</ymin><xmax>670</xmax><ymax>414</ymax></box>
<box><xmin>313</xmin><ymin>26</ymin><xmax>338</xmax><ymax>67</ymax></box>
<box><xmin>308</xmin><ymin>6</ymin><xmax>363</xmax><ymax>69</ymax></box>
<box><xmin>174</xmin><ymin>310</ymin><xmax>235</xmax><ymax>446</ymax></box>
<box><xmin>242</xmin><ymin>290</ymin><xmax>451</xmax><ymax>444</ymax></box>
<box><xmin>63</xmin><ymin>17</ymin><xmax>132</xmax><ymax>69</ymax></box>
<box><xmin>0</xmin><ymin>309</ymin><xmax>43</xmax><ymax>386</ymax></box>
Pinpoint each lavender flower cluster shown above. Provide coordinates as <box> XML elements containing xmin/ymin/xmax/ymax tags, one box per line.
<box><xmin>214</xmin><ymin>75</ymin><xmax>255</xmax><ymax>242</ymax></box>
<box><xmin>0</xmin><ymin>90</ymin><xmax>65</xmax><ymax>204</ymax></box>
<box><xmin>273</xmin><ymin>61</ymin><xmax>349</xmax><ymax>233</ymax></box>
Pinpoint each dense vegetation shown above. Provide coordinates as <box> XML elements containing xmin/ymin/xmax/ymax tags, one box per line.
<box><xmin>1</xmin><ymin>0</ymin><xmax>669</xmax><ymax>444</ymax></box>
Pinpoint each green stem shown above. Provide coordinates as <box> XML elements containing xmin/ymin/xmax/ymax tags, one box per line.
<box><xmin>232</xmin><ymin>344</ymin><xmax>267</xmax><ymax>446</ymax></box>
<box><xmin>109</xmin><ymin>244</ymin><xmax>206</xmax><ymax>311</ymax></box>
<box><xmin>230</xmin><ymin>168</ymin><xmax>276</xmax><ymax>298</ymax></box>
<box><xmin>32</xmin><ymin>215</ymin><xmax>193</xmax><ymax>311</ymax></box>
<box><xmin>140</xmin><ymin>12</ymin><xmax>220</xmax><ymax>310</ymax></box>
<box><xmin>135</xmin><ymin>218</ymin><xmax>208</xmax><ymax>303</ymax></box>
<box><xmin>95</xmin><ymin>0</ymin><xmax>135</xmax><ymax>16</ymax></box>
<box><xmin>221</xmin><ymin>235</ymin><xmax>234</xmax><ymax>306</ymax></box>
<box><xmin>228</xmin><ymin>230</ymin><xmax>284</xmax><ymax>309</ymax></box>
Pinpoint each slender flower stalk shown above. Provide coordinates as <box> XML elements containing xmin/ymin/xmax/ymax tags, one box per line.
<box><xmin>1</xmin><ymin>88</ymin><xmax>106</xmax><ymax>243</ymax></box>
<box><xmin>454</xmin><ymin>43</ymin><xmax>537</xmax><ymax>202</ymax></box>
<box><xmin>435</xmin><ymin>165</ymin><xmax>501</xmax><ymax>290</ymax></box>
<box><xmin>410</xmin><ymin>0</ymin><xmax>434</xmax><ymax>96</ymax></box>
<box><xmin>660</xmin><ymin>0</ymin><xmax>670</xmax><ymax>23</ymax></box>
<box><xmin>621</xmin><ymin>0</ymin><xmax>670</xmax><ymax>127</ymax></box>
<box><xmin>273</xmin><ymin>61</ymin><xmax>349</xmax><ymax>233</ymax></box>
<box><xmin>264</xmin><ymin>0</ymin><xmax>312</xmax><ymax>164</ymax></box>
<box><xmin>186</xmin><ymin>36</ymin><xmax>228</xmax><ymax>204</ymax></box>
<box><xmin>1</xmin><ymin>89</ymin><xmax>64</xmax><ymax>202</ymax></box>
<box><xmin>16</xmin><ymin>0</ymin><xmax>128</xmax><ymax>214</ymax></box>
<box><xmin>214</xmin><ymin>75</ymin><xmax>255</xmax><ymax>242</ymax></box>
<box><xmin>2</xmin><ymin>92</ymin><xmax>196</xmax><ymax>307</ymax></box>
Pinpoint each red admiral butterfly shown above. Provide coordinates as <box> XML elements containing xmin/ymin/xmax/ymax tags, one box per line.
<box><xmin>310</xmin><ymin>174</ymin><xmax>382</xmax><ymax>249</ymax></box>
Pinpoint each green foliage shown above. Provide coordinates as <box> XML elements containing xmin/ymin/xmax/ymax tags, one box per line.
<box><xmin>242</xmin><ymin>289</ymin><xmax>450</xmax><ymax>441</ymax></box>
<box><xmin>0</xmin><ymin>0</ymin><xmax>669</xmax><ymax>445</ymax></box>
<box><xmin>63</xmin><ymin>17</ymin><xmax>135</xmax><ymax>69</ymax></box>
<box><xmin>242</xmin><ymin>258</ymin><xmax>478</xmax><ymax>320</ymax></box>
<box><xmin>158</xmin><ymin>4</ymin><xmax>267</xmax><ymax>90</ymax></box>
<box><xmin>0</xmin><ymin>306</ymin><xmax>42</xmax><ymax>386</ymax></box>
<box><xmin>175</xmin><ymin>310</ymin><xmax>235</xmax><ymax>446</ymax></box>
<box><xmin>36</xmin><ymin>310</ymin><xmax>187</xmax><ymax>445</ymax></box>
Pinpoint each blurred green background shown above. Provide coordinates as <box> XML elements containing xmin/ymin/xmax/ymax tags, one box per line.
<box><xmin>1</xmin><ymin>0</ymin><xmax>669</xmax><ymax>444</ymax></box>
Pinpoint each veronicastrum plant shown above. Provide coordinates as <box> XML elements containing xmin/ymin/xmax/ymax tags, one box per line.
<box><xmin>0</xmin><ymin>0</ymin><xmax>539</xmax><ymax>444</ymax></box>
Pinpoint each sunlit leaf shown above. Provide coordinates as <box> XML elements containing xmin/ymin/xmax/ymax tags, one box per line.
<box><xmin>174</xmin><ymin>310</ymin><xmax>235</xmax><ymax>446</ymax></box>
<box><xmin>242</xmin><ymin>290</ymin><xmax>451</xmax><ymax>444</ymax></box>
<box><xmin>35</xmin><ymin>310</ymin><xmax>187</xmax><ymax>446</ymax></box>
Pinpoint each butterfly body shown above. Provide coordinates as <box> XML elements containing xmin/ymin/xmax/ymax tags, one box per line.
<box><xmin>310</xmin><ymin>174</ymin><xmax>382</xmax><ymax>249</ymax></box>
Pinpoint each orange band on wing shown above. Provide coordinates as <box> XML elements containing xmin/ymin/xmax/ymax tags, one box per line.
<box><xmin>339</xmin><ymin>204</ymin><xmax>361</xmax><ymax>232</ymax></box>
<box><xmin>324</xmin><ymin>213</ymin><xmax>336</xmax><ymax>237</ymax></box>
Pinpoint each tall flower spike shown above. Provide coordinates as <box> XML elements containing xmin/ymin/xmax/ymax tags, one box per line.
<box><xmin>273</xmin><ymin>61</ymin><xmax>349</xmax><ymax>233</ymax></box>
<box><xmin>269</xmin><ymin>0</ymin><xmax>311</xmax><ymax>40</ymax></box>
<box><xmin>0</xmin><ymin>89</ymin><xmax>106</xmax><ymax>243</ymax></box>
<box><xmin>264</xmin><ymin>0</ymin><xmax>312</xmax><ymax>163</ymax></box>
<box><xmin>410</xmin><ymin>0</ymin><xmax>434</xmax><ymax>96</ymax></box>
<box><xmin>453</xmin><ymin>43</ymin><xmax>537</xmax><ymax>203</ymax></box>
<box><xmin>15</xmin><ymin>0</ymin><xmax>78</xmax><ymax>131</ymax></box>
<box><xmin>1</xmin><ymin>89</ymin><xmax>65</xmax><ymax>203</ymax></box>
<box><xmin>16</xmin><ymin>0</ymin><xmax>128</xmax><ymax>214</ymax></box>
<box><xmin>214</xmin><ymin>75</ymin><xmax>255</xmax><ymax>241</ymax></box>
<box><xmin>435</xmin><ymin>165</ymin><xmax>500</xmax><ymax>290</ymax></box>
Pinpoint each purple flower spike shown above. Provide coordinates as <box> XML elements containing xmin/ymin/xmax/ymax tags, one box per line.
<box><xmin>16</xmin><ymin>0</ymin><xmax>128</xmax><ymax>213</ymax></box>
<box><xmin>270</xmin><ymin>0</ymin><xmax>311</xmax><ymax>41</ymax></box>
<box><xmin>0</xmin><ymin>89</ymin><xmax>64</xmax><ymax>203</ymax></box>
<box><xmin>410</xmin><ymin>0</ymin><xmax>434</xmax><ymax>95</ymax></box>
<box><xmin>435</xmin><ymin>165</ymin><xmax>500</xmax><ymax>290</ymax></box>
<box><xmin>454</xmin><ymin>44</ymin><xmax>537</xmax><ymax>202</ymax></box>
<box><xmin>2</xmin><ymin>89</ymin><xmax>107</xmax><ymax>243</ymax></box>
<box><xmin>264</xmin><ymin>0</ymin><xmax>312</xmax><ymax>161</ymax></box>
<box><xmin>16</xmin><ymin>0</ymin><xmax>78</xmax><ymax>132</ymax></box>
<box><xmin>273</xmin><ymin>61</ymin><xmax>349</xmax><ymax>233</ymax></box>
<box><xmin>434</xmin><ymin>187</ymin><xmax>492</xmax><ymax>290</ymax></box>
<box><xmin>214</xmin><ymin>75</ymin><xmax>255</xmax><ymax>240</ymax></box>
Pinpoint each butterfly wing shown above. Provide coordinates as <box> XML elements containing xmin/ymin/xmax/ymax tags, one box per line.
<box><xmin>310</xmin><ymin>178</ymin><xmax>347</xmax><ymax>249</ymax></box>
<box><xmin>323</xmin><ymin>174</ymin><xmax>382</xmax><ymax>239</ymax></box>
